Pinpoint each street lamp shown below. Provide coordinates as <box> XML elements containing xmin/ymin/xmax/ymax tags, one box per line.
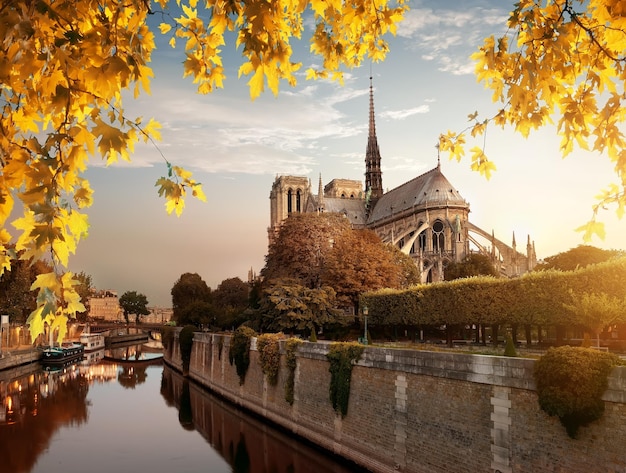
<box><xmin>362</xmin><ymin>305</ymin><xmax>368</xmax><ymax>345</ymax></box>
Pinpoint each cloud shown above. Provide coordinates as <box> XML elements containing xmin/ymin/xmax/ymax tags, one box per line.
<box><xmin>108</xmin><ymin>79</ymin><xmax>369</xmax><ymax>175</ymax></box>
<box><xmin>380</xmin><ymin>105</ymin><xmax>430</xmax><ymax>120</ymax></box>
<box><xmin>397</xmin><ymin>3</ymin><xmax>509</xmax><ymax>75</ymax></box>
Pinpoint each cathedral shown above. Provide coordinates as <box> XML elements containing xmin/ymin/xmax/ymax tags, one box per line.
<box><xmin>269</xmin><ymin>79</ymin><xmax>537</xmax><ymax>282</ymax></box>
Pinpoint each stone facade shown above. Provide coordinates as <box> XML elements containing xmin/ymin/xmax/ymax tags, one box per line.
<box><xmin>165</xmin><ymin>333</ymin><xmax>626</xmax><ymax>473</ymax></box>
<box><xmin>268</xmin><ymin>80</ymin><xmax>537</xmax><ymax>281</ymax></box>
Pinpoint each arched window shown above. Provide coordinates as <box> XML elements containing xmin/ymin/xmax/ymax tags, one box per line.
<box><xmin>296</xmin><ymin>190</ymin><xmax>301</xmax><ymax>212</ymax></box>
<box><xmin>432</xmin><ymin>220</ymin><xmax>445</xmax><ymax>252</ymax></box>
<box><xmin>287</xmin><ymin>189</ymin><xmax>293</xmax><ymax>213</ymax></box>
<box><xmin>418</xmin><ymin>223</ymin><xmax>427</xmax><ymax>252</ymax></box>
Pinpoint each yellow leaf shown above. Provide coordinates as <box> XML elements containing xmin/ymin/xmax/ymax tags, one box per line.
<box><xmin>159</xmin><ymin>23</ymin><xmax>172</xmax><ymax>34</ymax></box>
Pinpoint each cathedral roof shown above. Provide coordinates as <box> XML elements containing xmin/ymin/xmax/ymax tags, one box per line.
<box><xmin>322</xmin><ymin>197</ymin><xmax>367</xmax><ymax>227</ymax></box>
<box><xmin>367</xmin><ymin>165</ymin><xmax>469</xmax><ymax>224</ymax></box>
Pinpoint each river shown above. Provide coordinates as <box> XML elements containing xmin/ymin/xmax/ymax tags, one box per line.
<box><xmin>0</xmin><ymin>345</ymin><xmax>368</xmax><ymax>473</ymax></box>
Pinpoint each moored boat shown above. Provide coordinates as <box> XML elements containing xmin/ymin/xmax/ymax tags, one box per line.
<box><xmin>41</xmin><ymin>342</ymin><xmax>84</xmax><ymax>365</ymax></box>
<box><xmin>80</xmin><ymin>332</ymin><xmax>106</xmax><ymax>352</ymax></box>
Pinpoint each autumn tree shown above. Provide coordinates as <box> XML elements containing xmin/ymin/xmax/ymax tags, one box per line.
<box><xmin>444</xmin><ymin>253</ymin><xmax>499</xmax><ymax>281</ymax></box>
<box><xmin>439</xmin><ymin>0</ymin><xmax>626</xmax><ymax>240</ymax></box>
<box><xmin>119</xmin><ymin>291</ymin><xmax>150</xmax><ymax>324</ymax></box>
<box><xmin>0</xmin><ymin>248</ymin><xmax>52</xmax><ymax>324</ymax></box>
<box><xmin>170</xmin><ymin>272</ymin><xmax>212</xmax><ymax>324</ymax></box>
<box><xmin>262</xmin><ymin>213</ymin><xmax>352</xmax><ymax>288</ymax></box>
<box><xmin>1</xmin><ymin>1</ymin><xmax>407</xmax><ymax>344</ymax></box>
<box><xmin>534</xmin><ymin>245</ymin><xmax>624</xmax><ymax>272</ymax></box>
<box><xmin>323</xmin><ymin>229</ymin><xmax>420</xmax><ymax>310</ymax></box>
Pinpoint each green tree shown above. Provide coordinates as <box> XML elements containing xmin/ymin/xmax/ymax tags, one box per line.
<box><xmin>564</xmin><ymin>291</ymin><xmax>626</xmax><ymax>348</ymax></box>
<box><xmin>439</xmin><ymin>0</ymin><xmax>626</xmax><ymax>240</ymax></box>
<box><xmin>177</xmin><ymin>300</ymin><xmax>214</xmax><ymax>328</ymax></box>
<box><xmin>212</xmin><ymin>277</ymin><xmax>250</xmax><ymax>329</ymax></box>
<box><xmin>444</xmin><ymin>253</ymin><xmax>499</xmax><ymax>281</ymax></box>
<box><xmin>1</xmin><ymin>0</ymin><xmax>406</xmax><ymax>343</ymax></box>
<box><xmin>119</xmin><ymin>291</ymin><xmax>150</xmax><ymax>324</ymax></box>
<box><xmin>73</xmin><ymin>271</ymin><xmax>93</xmax><ymax>323</ymax></box>
<box><xmin>258</xmin><ymin>280</ymin><xmax>347</xmax><ymax>336</ymax></box>
<box><xmin>535</xmin><ymin>245</ymin><xmax>624</xmax><ymax>272</ymax></box>
<box><xmin>171</xmin><ymin>273</ymin><xmax>212</xmax><ymax>324</ymax></box>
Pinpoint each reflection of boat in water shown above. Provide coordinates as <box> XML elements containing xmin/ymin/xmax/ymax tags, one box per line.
<box><xmin>41</xmin><ymin>343</ymin><xmax>84</xmax><ymax>366</ymax></box>
<box><xmin>80</xmin><ymin>332</ymin><xmax>106</xmax><ymax>352</ymax></box>
<box><xmin>82</xmin><ymin>348</ymin><xmax>105</xmax><ymax>365</ymax></box>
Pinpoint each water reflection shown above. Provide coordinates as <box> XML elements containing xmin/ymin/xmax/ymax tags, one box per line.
<box><xmin>160</xmin><ymin>366</ymin><xmax>368</xmax><ymax>473</ymax></box>
<box><xmin>0</xmin><ymin>363</ymin><xmax>89</xmax><ymax>473</ymax></box>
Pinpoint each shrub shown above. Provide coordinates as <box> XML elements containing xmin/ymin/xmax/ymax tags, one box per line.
<box><xmin>284</xmin><ymin>338</ymin><xmax>303</xmax><ymax>405</ymax></box>
<box><xmin>534</xmin><ymin>346</ymin><xmax>622</xmax><ymax>438</ymax></box>
<box><xmin>327</xmin><ymin>342</ymin><xmax>364</xmax><ymax>418</ymax></box>
<box><xmin>161</xmin><ymin>326</ymin><xmax>175</xmax><ymax>352</ymax></box>
<box><xmin>504</xmin><ymin>333</ymin><xmax>517</xmax><ymax>357</ymax></box>
<box><xmin>257</xmin><ymin>333</ymin><xmax>284</xmax><ymax>386</ymax></box>
<box><xmin>179</xmin><ymin>325</ymin><xmax>196</xmax><ymax>374</ymax></box>
<box><xmin>229</xmin><ymin>326</ymin><xmax>257</xmax><ymax>385</ymax></box>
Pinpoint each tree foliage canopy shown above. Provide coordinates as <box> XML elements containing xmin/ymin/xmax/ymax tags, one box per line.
<box><xmin>171</xmin><ymin>272</ymin><xmax>212</xmax><ymax>323</ymax></box>
<box><xmin>262</xmin><ymin>213</ymin><xmax>419</xmax><ymax>310</ymax></box>
<box><xmin>439</xmin><ymin>0</ymin><xmax>626</xmax><ymax>240</ymax></box>
<box><xmin>119</xmin><ymin>290</ymin><xmax>150</xmax><ymax>323</ymax></box>
<box><xmin>535</xmin><ymin>245</ymin><xmax>624</xmax><ymax>271</ymax></box>
<box><xmin>1</xmin><ymin>0</ymin><xmax>406</xmax><ymax>343</ymax></box>
<box><xmin>444</xmin><ymin>253</ymin><xmax>499</xmax><ymax>281</ymax></box>
<box><xmin>258</xmin><ymin>279</ymin><xmax>346</xmax><ymax>334</ymax></box>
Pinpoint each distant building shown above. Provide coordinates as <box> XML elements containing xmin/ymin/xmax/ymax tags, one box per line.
<box><xmin>143</xmin><ymin>307</ymin><xmax>173</xmax><ymax>324</ymax></box>
<box><xmin>269</xmin><ymin>78</ymin><xmax>537</xmax><ymax>281</ymax></box>
<box><xmin>88</xmin><ymin>290</ymin><xmax>122</xmax><ymax>322</ymax></box>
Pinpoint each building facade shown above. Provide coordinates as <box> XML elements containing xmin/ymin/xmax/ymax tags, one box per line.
<box><xmin>269</xmin><ymin>79</ymin><xmax>536</xmax><ymax>282</ymax></box>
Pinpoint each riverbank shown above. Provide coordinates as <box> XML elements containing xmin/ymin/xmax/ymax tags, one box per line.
<box><xmin>0</xmin><ymin>348</ymin><xmax>41</xmax><ymax>371</ymax></box>
<box><xmin>165</xmin><ymin>331</ymin><xmax>626</xmax><ymax>473</ymax></box>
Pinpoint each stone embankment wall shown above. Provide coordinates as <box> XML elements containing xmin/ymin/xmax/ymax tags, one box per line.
<box><xmin>164</xmin><ymin>333</ymin><xmax>626</xmax><ymax>473</ymax></box>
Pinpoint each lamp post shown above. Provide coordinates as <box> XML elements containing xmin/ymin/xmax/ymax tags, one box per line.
<box><xmin>362</xmin><ymin>305</ymin><xmax>368</xmax><ymax>345</ymax></box>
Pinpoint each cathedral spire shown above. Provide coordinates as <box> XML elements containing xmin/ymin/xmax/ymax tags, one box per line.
<box><xmin>317</xmin><ymin>173</ymin><xmax>324</xmax><ymax>213</ymax></box>
<box><xmin>365</xmin><ymin>76</ymin><xmax>383</xmax><ymax>200</ymax></box>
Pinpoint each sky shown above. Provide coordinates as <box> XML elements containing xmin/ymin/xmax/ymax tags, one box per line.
<box><xmin>63</xmin><ymin>0</ymin><xmax>626</xmax><ymax>307</ymax></box>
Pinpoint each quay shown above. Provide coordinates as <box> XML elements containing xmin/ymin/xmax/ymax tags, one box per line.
<box><xmin>164</xmin><ymin>331</ymin><xmax>626</xmax><ymax>473</ymax></box>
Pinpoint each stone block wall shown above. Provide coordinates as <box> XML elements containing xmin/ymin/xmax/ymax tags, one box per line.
<box><xmin>164</xmin><ymin>333</ymin><xmax>626</xmax><ymax>473</ymax></box>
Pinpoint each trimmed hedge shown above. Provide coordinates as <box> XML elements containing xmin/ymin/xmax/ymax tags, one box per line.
<box><xmin>360</xmin><ymin>257</ymin><xmax>626</xmax><ymax>330</ymax></box>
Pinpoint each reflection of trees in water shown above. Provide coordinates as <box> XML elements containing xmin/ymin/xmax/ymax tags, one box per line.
<box><xmin>233</xmin><ymin>434</ymin><xmax>251</xmax><ymax>473</ymax></box>
<box><xmin>159</xmin><ymin>365</ymin><xmax>363</xmax><ymax>473</ymax></box>
<box><xmin>0</xmin><ymin>368</ymin><xmax>90</xmax><ymax>473</ymax></box>
<box><xmin>178</xmin><ymin>381</ymin><xmax>194</xmax><ymax>430</ymax></box>
<box><xmin>117</xmin><ymin>365</ymin><xmax>147</xmax><ymax>389</ymax></box>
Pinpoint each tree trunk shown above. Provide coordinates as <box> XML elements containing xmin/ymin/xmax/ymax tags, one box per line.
<box><xmin>491</xmin><ymin>324</ymin><xmax>499</xmax><ymax>347</ymax></box>
<box><xmin>524</xmin><ymin>324</ymin><xmax>532</xmax><ymax>346</ymax></box>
